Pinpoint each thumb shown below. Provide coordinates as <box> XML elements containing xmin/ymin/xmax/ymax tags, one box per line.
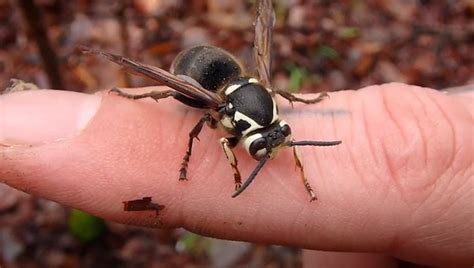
<box><xmin>0</xmin><ymin>90</ymin><xmax>100</xmax><ymax>146</ymax></box>
<box><xmin>0</xmin><ymin>84</ymin><xmax>472</xmax><ymax>267</ymax></box>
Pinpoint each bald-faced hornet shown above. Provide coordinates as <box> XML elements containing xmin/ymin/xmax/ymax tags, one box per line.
<box><xmin>81</xmin><ymin>0</ymin><xmax>341</xmax><ymax>201</ymax></box>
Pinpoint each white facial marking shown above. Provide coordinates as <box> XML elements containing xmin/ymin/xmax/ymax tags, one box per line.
<box><xmin>242</xmin><ymin>133</ymin><xmax>263</xmax><ymax>154</ymax></box>
<box><xmin>256</xmin><ymin>148</ymin><xmax>267</xmax><ymax>159</ymax></box>
<box><xmin>234</xmin><ymin>111</ymin><xmax>263</xmax><ymax>135</ymax></box>
<box><xmin>220</xmin><ymin>116</ymin><xmax>234</xmax><ymax>129</ymax></box>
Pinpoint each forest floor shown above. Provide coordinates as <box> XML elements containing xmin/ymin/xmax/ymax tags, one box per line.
<box><xmin>0</xmin><ymin>0</ymin><xmax>472</xmax><ymax>267</ymax></box>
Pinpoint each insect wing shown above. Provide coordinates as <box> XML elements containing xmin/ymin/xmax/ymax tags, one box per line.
<box><xmin>254</xmin><ymin>0</ymin><xmax>275</xmax><ymax>88</ymax></box>
<box><xmin>80</xmin><ymin>46</ymin><xmax>223</xmax><ymax>108</ymax></box>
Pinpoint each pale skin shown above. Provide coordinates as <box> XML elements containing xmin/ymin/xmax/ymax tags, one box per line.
<box><xmin>0</xmin><ymin>83</ymin><xmax>472</xmax><ymax>267</ymax></box>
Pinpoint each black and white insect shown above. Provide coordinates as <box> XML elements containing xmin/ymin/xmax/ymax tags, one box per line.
<box><xmin>81</xmin><ymin>0</ymin><xmax>341</xmax><ymax>201</ymax></box>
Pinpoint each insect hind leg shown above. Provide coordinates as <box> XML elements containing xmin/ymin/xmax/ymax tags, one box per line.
<box><xmin>110</xmin><ymin>87</ymin><xmax>210</xmax><ymax>108</ymax></box>
<box><xmin>110</xmin><ymin>87</ymin><xmax>176</xmax><ymax>102</ymax></box>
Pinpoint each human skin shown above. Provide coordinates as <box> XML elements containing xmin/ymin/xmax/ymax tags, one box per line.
<box><xmin>0</xmin><ymin>83</ymin><xmax>472</xmax><ymax>267</ymax></box>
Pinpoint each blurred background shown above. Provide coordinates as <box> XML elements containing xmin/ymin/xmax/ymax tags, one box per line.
<box><xmin>0</xmin><ymin>0</ymin><xmax>473</xmax><ymax>267</ymax></box>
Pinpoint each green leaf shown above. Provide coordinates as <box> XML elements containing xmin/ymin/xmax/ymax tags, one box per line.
<box><xmin>317</xmin><ymin>45</ymin><xmax>339</xmax><ymax>60</ymax></box>
<box><xmin>286</xmin><ymin>64</ymin><xmax>309</xmax><ymax>93</ymax></box>
<box><xmin>68</xmin><ymin>209</ymin><xmax>106</xmax><ymax>243</ymax></box>
<box><xmin>177</xmin><ymin>232</ymin><xmax>210</xmax><ymax>257</ymax></box>
<box><xmin>337</xmin><ymin>26</ymin><xmax>360</xmax><ymax>39</ymax></box>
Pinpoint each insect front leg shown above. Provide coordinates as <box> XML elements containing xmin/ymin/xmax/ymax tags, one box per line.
<box><xmin>179</xmin><ymin>113</ymin><xmax>213</xmax><ymax>180</ymax></box>
<box><xmin>292</xmin><ymin>145</ymin><xmax>317</xmax><ymax>201</ymax></box>
<box><xmin>274</xmin><ymin>89</ymin><xmax>328</xmax><ymax>107</ymax></box>
<box><xmin>220</xmin><ymin>137</ymin><xmax>242</xmax><ymax>190</ymax></box>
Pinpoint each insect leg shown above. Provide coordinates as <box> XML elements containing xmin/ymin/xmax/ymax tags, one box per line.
<box><xmin>110</xmin><ymin>87</ymin><xmax>211</xmax><ymax>108</ymax></box>
<box><xmin>220</xmin><ymin>137</ymin><xmax>242</xmax><ymax>190</ymax></box>
<box><xmin>110</xmin><ymin>87</ymin><xmax>209</xmax><ymax>109</ymax></box>
<box><xmin>232</xmin><ymin>154</ymin><xmax>270</xmax><ymax>198</ymax></box>
<box><xmin>110</xmin><ymin>87</ymin><xmax>176</xmax><ymax>101</ymax></box>
<box><xmin>292</xmin><ymin>145</ymin><xmax>317</xmax><ymax>201</ymax></box>
<box><xmin>274</xmin><ymin>89</ymin><xmax>329</xmax><ymax>107</ymax></box>
<box><xmin>179</xmin><ymin>113</ymin><xmax>213</xmax><ymax>180</ymax></box>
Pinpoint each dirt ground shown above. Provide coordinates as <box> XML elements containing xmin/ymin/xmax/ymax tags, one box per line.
<box><xmin>0</xmin><ymin>0</ymin><xmax>472</xmax><ymax>267</ymax></box>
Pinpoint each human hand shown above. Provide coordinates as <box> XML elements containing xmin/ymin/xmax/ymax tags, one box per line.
<box><xmin>1</xmin><ymin>83</ymin><xmax>472</xmax><ymax>267</ymax></box>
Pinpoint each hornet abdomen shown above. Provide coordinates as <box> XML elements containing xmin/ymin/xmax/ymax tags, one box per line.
<box><xmin>171</xmin><ymin>46</ymin><xmax>243</xmax><ymax>92</ymax></box>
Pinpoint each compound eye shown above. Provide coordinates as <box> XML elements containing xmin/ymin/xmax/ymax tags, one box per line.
<box><xmin>249</xmin><ymin>137</ymin><xmax>267</xmax><ymax>159</ymax></box>
<box><xmin>281</xmin><ymin>124</ymin><xmax>291</xmax><ymax>136</ymax></box>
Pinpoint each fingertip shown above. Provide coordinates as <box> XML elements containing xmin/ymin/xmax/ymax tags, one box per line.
<box><xmin>0</xmin><ymin>90</ymin><xmax>101</xmax><ymax>146</ymax></box>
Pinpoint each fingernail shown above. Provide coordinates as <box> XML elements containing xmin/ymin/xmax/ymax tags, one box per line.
<box><xmin>0</xmin><ymin>90</ymin><xmax>101</xmax><ymax>146</ymax></box>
